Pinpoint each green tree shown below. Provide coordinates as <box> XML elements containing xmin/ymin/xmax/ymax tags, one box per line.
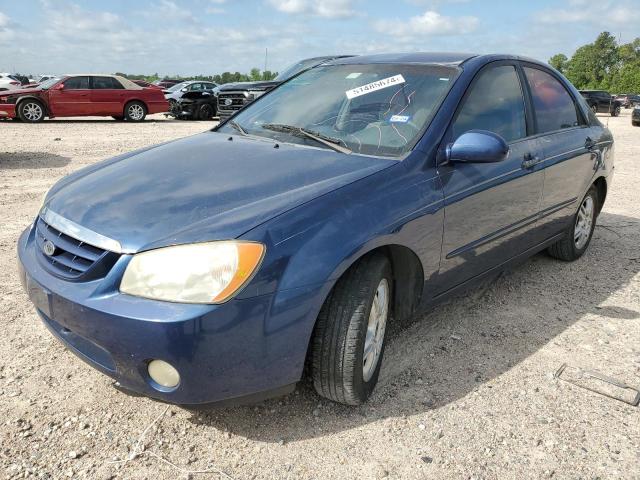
<box><xmin>549</xmin><ymin>53</ymin><xmax>568</xmax><ymax>73</ymax></box>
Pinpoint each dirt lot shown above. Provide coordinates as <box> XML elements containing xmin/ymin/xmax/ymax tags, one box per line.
<box><xmin>1</xmin><ymin>111</ymin><xmax>638</xmax><ymax>480</ymax></box>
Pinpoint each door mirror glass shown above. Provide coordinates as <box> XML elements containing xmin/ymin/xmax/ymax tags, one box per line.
<box><xmin>446</xmin><ymin>130</ymin><xmax>509</xmax><ymax>163</ymax></box>
<box><xmin>55</xmin><ymin>83</ymin><xmax>65</xmax><ymax>90</ymax></box>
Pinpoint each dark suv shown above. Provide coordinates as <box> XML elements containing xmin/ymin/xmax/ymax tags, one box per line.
<box><xmin>216</xmin><ymin>56</ymin><xmax>352</xmax><ymax>123</ymax></box>
<box><xmin>579</xmin><ymin>90</ymin><xmax>621</xmax><ymax>116</ymax></box>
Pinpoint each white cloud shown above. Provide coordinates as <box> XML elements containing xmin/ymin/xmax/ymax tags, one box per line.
<box><xmin>267</xmin><ymin>0</ymin><xmax>355</xmax><ymax>18</ymax></box>
<box><xmin>536</xmin><ymin>0</ymin><xmax>640</xmax><ymax>25</ymax></box>
<box><xmin>0</xmin><ymin>11</ymin><xmax>16</xmax><ymax>44</ymax></box>
<box><xmin>374</xmin><ymin>10</ymin><xmax>478</xmax><ymax>37</ymax></box>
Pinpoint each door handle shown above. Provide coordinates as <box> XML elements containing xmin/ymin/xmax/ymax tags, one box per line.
<box><xmin>521</xmin><ymin>152</ymin><xmax>539</xmax><ymax>169</ymax></box>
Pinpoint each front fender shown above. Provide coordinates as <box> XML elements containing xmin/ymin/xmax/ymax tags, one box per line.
<box><xmin>239</xmin><ymin>158</ymin><xmax>445</xmax><ymax>312</ymax></box>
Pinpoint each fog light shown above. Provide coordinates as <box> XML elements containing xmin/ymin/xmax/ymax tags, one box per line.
<box><xmin>147</xmin><ymin>360</ymin><xmax>180</xmax><ymax>388</ymax></box>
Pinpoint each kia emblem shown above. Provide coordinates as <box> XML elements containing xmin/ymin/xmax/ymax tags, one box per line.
<box><xmin>42</xmin><ymin>240</ymin><xmax>56</xmax><ymax>256</ymax></box>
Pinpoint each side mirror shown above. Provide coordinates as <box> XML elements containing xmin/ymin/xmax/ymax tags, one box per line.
<box><xmin>202</xmin><ymin>91</ymin><xmax>211</xmax><ymax>96</ymax></box>
<box><xmin>446</xmin><ymin>130</ymin><xmax>509</xmax><ymax>163</ymax></box>
<box><xmin>181</xmin><ymin>88</ymin><xmax>188</xmax><ymax>92</ymax></box>
<box><xmin>55</xmin><ymin>83</ymin><xmax>65</xmax><ymax>90</ymax></box>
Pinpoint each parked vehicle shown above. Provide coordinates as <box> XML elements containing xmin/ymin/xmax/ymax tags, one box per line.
<box><xmin>216</xmin><ymin>55</ymin><xmax>353</xmax><ymax>122</ymax></box>
<box><xmin>0</xmin><ymin>75</ymin><xmax>169</xmax><ymax>122</ymax></box>
<box><xmin>153</xmin><ymin>78</ymin><xmax>182</xmax><ymax>89</ymax></box>
<box><xmin>614</xmin><ymin>94</ymin><xmax>632</xmax><ymax>108</ymax></box>
<box><xmin>579</xmin><ymin>90</ymin><xmax>621</xmax><ymax>116</ymax></box>
<box><xmin>632</xmin><ymin>104</ymin><xmax>640</xmax><ymax>126</ymax></box>
<box><xmin>36</xmin><ymin>75</ymin><xmax>57</xmax><ymax>83</ymax></box>
<box><xmin>164</xmin><ymin>80</ymin><xmax>218</xmax><ymax>106</ymax></box>
<box><xmin>132</xmin><ymin>80</ymin><xmax>163</xmax><ymax>90</ymax></box>
<box><xmin>0</xmin><ymin>73</ymin><xmax>23</xmax><ymax>91</ymax></box>
<box><xmin>18</xmin><ymin>53</ymin><xmax>614</xmax><ymax>407</ymax></box>
<box><xmin>170</xmin><ymin>85</ymin><xmax>219</xmax><ymax>120</ymax></box>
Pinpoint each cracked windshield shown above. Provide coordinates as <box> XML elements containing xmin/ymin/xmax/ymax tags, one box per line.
<box><xmin>219</xmin><ymin>63</ymin><xmax>459</xmax><ymax>157</ymax></box>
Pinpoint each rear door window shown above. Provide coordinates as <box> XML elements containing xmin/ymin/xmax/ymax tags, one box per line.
<box><xmin>452</xmin><ymin>65</ymin><xmax>526</xmax><ymax>143</ymax></box>
<box><xmin>92</xmin><ymin>77</ymin><xmax>124</xmax><ymax>89</ymax></box>
<box><xmin>63</xmin><ymin>76</ymin><xmax>90</xmax><ymax>89</ymax></box>
<box><xmin>524</xmin><ymin>67</ymin><xmax>581</xmax><ymax>133</ymax></box>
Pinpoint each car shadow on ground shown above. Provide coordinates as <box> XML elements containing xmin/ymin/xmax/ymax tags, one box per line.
<box><xmin>188</xmin><ymin>212</ymin><xmax>639</xmax><ymax>442</ymax></box>
<box><xmin>0</xmin><ymin>152</ymin><xmax>71</xmax><ymax>169</ymax></box>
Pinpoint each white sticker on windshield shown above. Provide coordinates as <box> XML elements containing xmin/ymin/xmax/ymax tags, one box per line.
<box><xmin>346</xmin><ymin>72</ymin><xmax>362</xmax><ymax>79</ymax></box>
<box><xmin>345</xmin><ymin>74</ymin><xmax>405</xmax><ymax>99</ymax></box>
<box><xmin>390</xmin><ymin>115</ymin><xmax>410</xmax><ymax>123</ymax></box>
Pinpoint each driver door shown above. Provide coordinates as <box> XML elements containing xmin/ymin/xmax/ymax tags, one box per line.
<box><xmin>435</xmin><ymin>63</ymin><xmax>544</xmax><ymax>293</ymax></box>
<box><xmin>48</xmin><ymin>76</ymin><xmax>91</xmax><ymax>117</ymax></box>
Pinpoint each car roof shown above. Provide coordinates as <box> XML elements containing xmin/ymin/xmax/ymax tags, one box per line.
<box><xmin>327</xmin><ymin>52</ymin><xmax>561</xmax><ymax>68</ymax></box>
<box><xmin>329</xmin><ymin>52</ymin><xmax>478</xmax><ymax>66</ymax></box>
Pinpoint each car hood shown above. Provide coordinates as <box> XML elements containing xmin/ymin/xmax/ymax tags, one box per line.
<box><xmin>218</xmin><ymin>81</ymin><xmax>280</xmax><ymax>92</ymax></box>
<box><xmin>3</xmin><ymin>86</ymin><xmax>43</xmax><ymax>96</ymax></box>
<box><xmin>45</xmin><ymin>132</ymin><xmax>395</xmax><ymax>253</ymax></box>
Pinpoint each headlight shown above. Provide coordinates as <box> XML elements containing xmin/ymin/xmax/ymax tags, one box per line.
<box><xmin>120</xmin><ymin>241</ymin><xmax>265</xmax><ymax>304</ymax></box>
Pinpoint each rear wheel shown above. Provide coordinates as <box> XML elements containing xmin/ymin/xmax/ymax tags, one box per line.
<box><xmin>611</xmin><ymin>105</ymin><xmax>620</xmax><ymax>117</ymax></box>
<box><xmin>124</xmin><ymin>101</ymin><xmax>147</xmax><ymax>122</ymax></box>
<box><xmin>547</xmin><ymin>186</ymin><xmax>598</xmax><ymax>261</ymax></box>
<box><xmin>591</xmin><ymin>104</ymin><xmax>598</xmax><ymax>115</ymax></box>
<box><xmin>18</xmin><ymin>100</ymin><xmax>45</xmax><ymax>123</ymax></box>
<box><xmin>311</xmin><ymin>253</ymin><xmax>392</xmax><ymax>405</ymax></box>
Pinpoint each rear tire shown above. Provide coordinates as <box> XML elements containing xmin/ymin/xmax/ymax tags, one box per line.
<box><xmin>18</xmin><ymin>100</ymin><xmax>45</xmax><ymax>123</ymax></box>
<box><xmin>311</xmin><ymin>253</ymin><xmax>392</xmax><ymax>405</ymax></box>
<box><xmin>124</xmin><ymin>101</ymin><xmax>147</xmax><ymax>122</ymax></box>
<box><xmin>611</xmin><ymin>105</ymin><xmax>620</xmax><ymax>117</ymax></box>
<box><xmin>547</xmin><ymin>186</ymin><xmax>598</xmax><ymax>261</ymax></box>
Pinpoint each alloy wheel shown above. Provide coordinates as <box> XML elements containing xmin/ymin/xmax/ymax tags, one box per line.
<box><xmin>363</xmin><ymin>278</ymin><xmax>389</xmax><ymax>382</ymax></box>
<box><xmin>128</xmin><ymin>104</ymin><xmax>145</xmax><ymax>121</ymax></box>
<box><xmin>23</xmin><ymin>102</ymin><xmax>43</xmax><ymax>121</ymax></box>
<box><xmin>574</xmin><ymin>195</ymin><xmax>594</xmax><ymax>250</ymax></box>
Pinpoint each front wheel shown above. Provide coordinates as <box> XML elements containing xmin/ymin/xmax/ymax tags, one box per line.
<box><xmin>591</xmin><ymin>104</ymin><xmax>598</xmax><ymax>115</ymax></box>
<box><xmin>18</xmin><ymin>100</ymin><xmax>45</xmax><ymax>122</ymax></box>
<box><xmin>198</xmin><ymin>103</ymin><xmax>214</xmax><ymax>120</ymax></box>
<box><xmin>611</xmin><ymin>105</ymin><xmax>620</xmax><ymax>117</ymax></box>
<box><xmin>124</xmin><ymin>101</ymin><xmax>147</xmax><ymax>122</ymax></box>
<box><xmin>311</xmin><ymin>253</ymin><xmax>392</xmax><ymax>405</ymax></box>
<box><xmin>547</xmin><ymin>186</ymin><xmax>598</xmax><ymax>261</ymax></box>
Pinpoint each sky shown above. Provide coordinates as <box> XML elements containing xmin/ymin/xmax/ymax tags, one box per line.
<box><xmin>0</xmin><ymin>0</ymin><xmax>638</xmax><ymax>77</ymax></box>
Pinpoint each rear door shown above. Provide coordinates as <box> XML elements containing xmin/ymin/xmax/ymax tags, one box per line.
<box><xmin>48</xmin><ymin>76</ymin><xmax>91</xmax><ymax>116</ymax></box>
<box><xmin>90</xmin><ymin>76</ymin><xmax>126</xmax><ymax>115</ymax></box>
<box><xmin>521</xmin><ymin>65</ymin><xmax>595</xmax><ymax>240</ymax></box>
<box><xmin>436</xmin><ymin>63</ymin><xmax>544</xmax><ymax>293</ymax></box>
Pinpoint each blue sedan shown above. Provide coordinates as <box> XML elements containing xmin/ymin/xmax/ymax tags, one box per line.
<box><xmin>17</xmin><ymin>53</ymin><xmax>614</xmax><ymax>406</ymax></box>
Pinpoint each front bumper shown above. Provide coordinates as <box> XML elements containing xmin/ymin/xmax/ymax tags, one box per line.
<box><xmin>0</xmin><ymin>103</ymin><xmax>16</xmax><ymax>118</ymax></box>
<box><xmin>17</xmin><ymin>225</ymin><xmax>317</xmax><ymax>405</ymax></box>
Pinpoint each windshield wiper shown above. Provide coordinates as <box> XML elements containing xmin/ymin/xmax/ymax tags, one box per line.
<box><xmin>228</xmin><ymin>120</ymin><xmax>248</xmax><ymax>136</ymax></box>
<box><xmin>261</xmin><ymin>123</ymin><xmax>351</xmax><ymax>154</ymax></box>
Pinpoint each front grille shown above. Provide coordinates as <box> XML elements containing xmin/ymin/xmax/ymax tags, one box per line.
<box><xmin>217</xmin><ymin>92</ymin><xmax>247</xmax><ymax>112</ymax></box>
<box><xmin>35</xmin><ymin>217</ymin><xmax>110</xmax><ymax>279</ymax></box>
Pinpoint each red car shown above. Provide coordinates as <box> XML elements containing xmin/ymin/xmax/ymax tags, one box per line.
<box><xmin>0</xmin><ymin>75</ymin><xmax>169</xmax><ymax>122</ymax></box>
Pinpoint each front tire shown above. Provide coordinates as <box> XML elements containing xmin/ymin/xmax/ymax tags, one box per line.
<box><xmin>311</xmin><ymin>253</ymin><xmax>392</xmax><ymax>405</ymax></box>
<box><xmin>18</xmin><ymin>100</ymin><xmax>45</xmax><ymax>123</ymax></box>
<box><xmin>547</xmin><ymin>186</ymin><xmax>598</xmax><ymax>261</ymax></box>
<box><xmin>124</xmin><ymin>101</ymin><xmax>147</xmax><ymax>122</ymax></box>
<box><xmin>198</xmin><ymin>103</ymin><xmax>214</xmax><ymax>120</ymax></box>
<box><xmin>611</xmin><ymin>105</ymin><xmax>620</xmax><ymax>117</ymax></box>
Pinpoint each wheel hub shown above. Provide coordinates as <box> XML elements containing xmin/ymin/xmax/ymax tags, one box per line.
<box><xmin>363</xmin><ymin>278</ymin><xmax>389</xmax><ymax>382</ymax></box>
<box><xmin>574</xmin><ymin>195</ymin><xmax>594</xmax><ymax>249</ymax></box>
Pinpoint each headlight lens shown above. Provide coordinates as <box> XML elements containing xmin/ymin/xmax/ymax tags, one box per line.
<box><xmin>120</xmin><ymin>241</ymin><xmax>265</xmax><ymax>304</ymax></box>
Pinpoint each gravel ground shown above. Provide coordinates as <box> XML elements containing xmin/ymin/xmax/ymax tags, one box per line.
<box><xmin>0</xmin><ymin>112</ymin><xmax>638</xmax><ymax>480</ymax></box>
